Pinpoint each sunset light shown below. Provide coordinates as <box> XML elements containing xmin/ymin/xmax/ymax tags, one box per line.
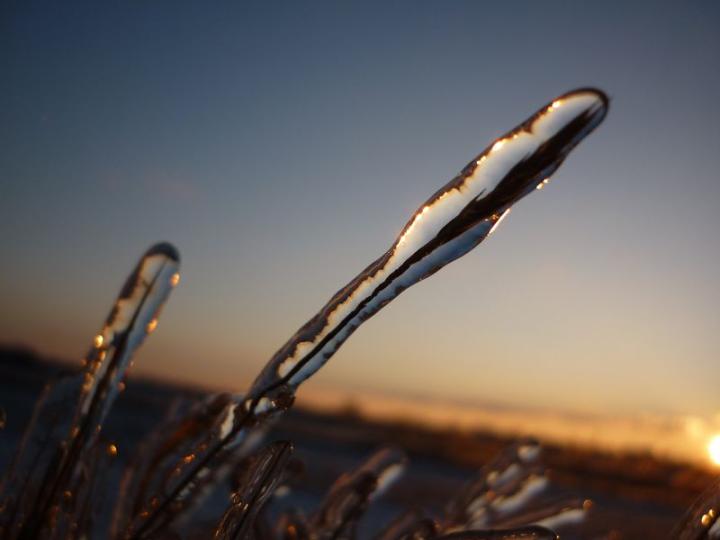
<box><xmin>1</xmin><ymin>3</ymin><xmax>718</xmax><ymax>539</ymax></box>
<box><xmin>709</xmin><ymin>435</ymin><xmax>720</xmax><ymax>466</ymax></box>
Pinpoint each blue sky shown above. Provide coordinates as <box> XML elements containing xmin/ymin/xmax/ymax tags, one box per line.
<box><xmin>1</xmin><ymin>2</ymin><xmax>719</xmax><ymax>430</ymax></box>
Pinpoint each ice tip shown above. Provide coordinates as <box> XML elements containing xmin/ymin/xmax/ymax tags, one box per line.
<box><xmin>144</xmin><ymin>242</ymin><xmax>181</xmax><ymax>263</ymax></box>
<box><xmin>536</xmin><ymin>86</ymin><xmax>609</xmax><ymax>143</ymax></box>
<box><xmin>558</xmin><ymin>87</ymin><xmax>610</xmax><ymax>119</ymax></box>
<box><xmin>565</xmin><ymin>86</ymin><xmax>609</xmax><ymax>106</ymax></box>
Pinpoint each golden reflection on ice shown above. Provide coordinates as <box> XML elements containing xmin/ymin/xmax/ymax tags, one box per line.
<box><xmin>487</xmin><ymin>209</ymin><xmax>511</xmax><ymax>237</ymax></box>
<box><xmin>170</xmin><ymin>272</ymin><xmax>181</xmax><ymax>287</ymax></box>
<box><xmin>93</xmin><ymin>334</ymin><xmax>104</xmax><ymax>348</ymax></box>
<box><xmin>146</xmin><ymin>318</ymin><xmax>158</xmax><ymax>334</ymax></box>
<box><xmin>701</xmin><ymin>508</ymin><xmax>716</xmax><ymax>527</ymax></box>
<box><xmin>491</xmin><ymin>139</ymin><xmax>506</xmax><ymax>152</ymax></box>
<box><xmin>397</xmin><ymin>205</ymin><xmax>431</xmax><ymax>246</ymax></box>
<box><xmin>249</xmin><ymin>88</ymin><xmax>608</xmax><ymax>397</ymax></box>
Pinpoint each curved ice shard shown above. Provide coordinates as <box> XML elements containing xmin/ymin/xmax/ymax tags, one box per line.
<box><xmin>0</xmin><ymin>242</ymin><xmax>180</xmax><ymax>539</ymax></box>
<box><xmin>79</xmin><ymin>241</ymin><xmax>180</xmax><ymax>428</ymax></box>
<box><xmin>116</xmin><ymin>393</ymin><xmax>238</xmax><ymax>539</ymax></box>
<box><xmin>214</xmin><ymin>441</ymin><xmax>293</xmax><ymax>540</ymax></box>
<box><xmin>248</xmin><ymin>88</ymin><xmax>608</xmax><ymax>400</ymax></box>
<box><xmin>444</xmin><ymin>439</ymin><xmax>590</xmax><ymax>534</ymax></box>
<box><xmin>309</xmin><ymin>447</ymin><xmax>407</xmax><ymax>539</ymax></box>
<box><xmin>124</xmin><ymin>90</ymin><xmax>608</xmax><ymax>537</ymax></box>
<box><xmin>446</xmin><ymin>439</ymin><xmax>545</xmax><ymax>529</ymax></box>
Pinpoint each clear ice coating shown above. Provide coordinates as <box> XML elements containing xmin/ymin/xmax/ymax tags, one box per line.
<box><xmin>0</xmin><ymin>90</ymin><xmax>614</xmax><ymax>540</ymax></box>
<box><xmin>117</xmin><ymin>393</ymin><xmax>239</xmax><ymax>539</ymax></box>
<box><xmin>444</xmin><ymin>440</ymin><xmax>589</xmax><ymax>534</ymax></box>
<box><xmin>446</xmin><ymin>439</ymin><xmax>546</xmax><ymax>529</ymax></box>
<box><xmin>79</xmin><ymin>242</ymin><xmax>180</xmax><ymax>428</ymax></box>
<box><xmin>121</xmin><ymin>388</ymin><xmax>296</xmax><ymax>539</ymax></box>
<box><xmin>0</xmin><ymin>242</ymin><xmax>180</xmax><ymax>540</ymax></box>
<box><xmin>307</xmin><ymin>447</ymin><xmax>407</xmax><ymax>540</ymax></box>
<box><xmin>248</xmin><ymin>88</ymin><xmax>608</xmax><ymax>404</ymax></box>
<box><xmin>213</xmin><ymin>441</ymin><xmax>293</xmax><ymax>540</ymax></box>
<box><xmin>127</xmin><ymin>89</ymin><xmax>609</xmax><ymax>536</ymax></box>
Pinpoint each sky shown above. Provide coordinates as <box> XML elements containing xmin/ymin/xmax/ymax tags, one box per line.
<box><xmin>1</xmin><ymin>2</ymin><xmax>719</xmax><ymax>462</ymax></box>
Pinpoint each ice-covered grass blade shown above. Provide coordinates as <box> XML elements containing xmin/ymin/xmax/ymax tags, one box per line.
<box><xmin>124</xmin><ymin>89</ymin><xmax>609</xmax><ymax>537</ymax></box>
<box><xmin>248</xmin><ymin>88</ymin><xmax>608</xmax><ymax>401</ymax></box>
<box><xmin>308</xmin><ymin>447</ymin><xmax>407</xmax><ymax>540</ymax></box>
<box><xmin>213</xmin><ymin>440</ymin><xmax>293</xmax><ymax>540</ymax></box>
<box><xmin>0</xmin><ymin>243</ymin><xmax>180</xmax><ymax>539</ymax></box>
<box><xmin>444</xmin><ymin>440</ymin><xmax>589</xmax><ymax>535</ymax></box>
<box><xmin>118</xmin><ymin>393</ymin><xmax>238</xmax><ymax>539</ymax></box>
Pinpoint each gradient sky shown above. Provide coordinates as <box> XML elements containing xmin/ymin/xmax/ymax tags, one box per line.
<box><xmin>2</xmin><ymin>2</ymin><xmax>719</xmax><ymax>437</ymax></box>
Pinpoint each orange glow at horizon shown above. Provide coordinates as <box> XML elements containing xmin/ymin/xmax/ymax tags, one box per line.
<box><xmin>708</xmin><ymin>435</ymin><xmax>720</xmax><ymax>466</ymax></box>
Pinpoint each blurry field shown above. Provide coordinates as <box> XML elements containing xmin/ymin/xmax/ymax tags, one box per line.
<box><xmin>0</xmin><ymin>346</ymin><xmax>714</xmax><ymax>539</ymax></box>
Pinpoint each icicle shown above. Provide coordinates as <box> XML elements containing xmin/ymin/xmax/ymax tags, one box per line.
<box><xmin>78</xmin><ymin>242</ymin><xmax>180</xmax><ymax>429</ymax></box>
<box><xmin>247</xmin><ymin>88</ymin><xmax>608</xmax><ymax>403</ymax></box>
<box><xmin>118</xmin><ymin>393</ymin><xmax>239</xmax><ymax>539</ymax></box>
<box><xmin>213</xmin><ymin>441</ymin><xmax>293</xmax><ymax>540</ymax></box>
<box><xmin>309</xmin><ymin>447</ymin><xmax>407</xmax><ymax>540</ymax></box>
<box><xmin>0</xmin><ymin>243</ymin><xmax>180</xmax><ymax>539</ymax></box>
<box><xmin>445</xmin><ymin>439</ymin><xmax>545</xmax><ymax>529</ymax></box>
<box><xmin>121</xmin><ymin>89</ymin><xmax>609</xmax><ymax>537</ymax></box>
<box><xmin>444</xmin><ymin>440</ymin><xmax>590</xmax><ymax>535</ymax></box>
<box><xmin>122</xmin><ymin>388</ymin><xmax>295</xmax><ymax>539</ymax></box>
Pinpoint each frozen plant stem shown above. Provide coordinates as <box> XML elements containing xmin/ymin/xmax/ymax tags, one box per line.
<box><xmin>129</xmin><ymin>88</ymin><xmax>608</xmax><ymax>538</ymax></box>
<box><xmin>0</xmin><ymin>243</ymin><xmax>180</xmax><ymax>540</ymax></box>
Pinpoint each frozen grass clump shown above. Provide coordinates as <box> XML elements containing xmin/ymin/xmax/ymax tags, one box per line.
<box><xmin>9</xmin><ymin>89</ymin><xmax>711</xmax><ymax>540</ymax></box>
